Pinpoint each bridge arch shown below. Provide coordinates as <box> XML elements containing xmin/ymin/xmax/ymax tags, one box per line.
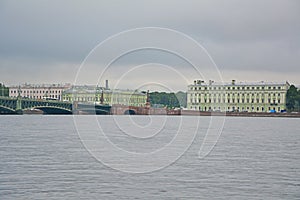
<box><xmin>0</xmin><ymin>105</ymin><xmax>17</xmax><ymax>114</ymax></box>
<box><xmin>124</xmin><ymin>109</ymin><xmax>136</xmax><ymax>115</ymax></box>
<box><xmin>95</xmin><ymin>109</ymin><xmax>110</xmax><ymax>115</ymax></box>
<box><xmin>33</xmin><ymin>106</ymin><xmax>72</xmax><ymax>114</ymax></box>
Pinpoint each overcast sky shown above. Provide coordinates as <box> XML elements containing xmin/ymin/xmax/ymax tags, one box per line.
<box><xmin>0</xmin><ymin>0</ymin><xmax>299</xmax><ymax>91</ymax></box>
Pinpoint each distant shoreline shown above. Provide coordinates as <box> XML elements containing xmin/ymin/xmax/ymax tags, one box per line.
<box><xmin>179</xmin><ymin>110</ymin><xmax>300</xmax><ymax>118</ymax></box>
<box><xmin>1</xmin><ymin>110</ymin><xmax>300</xmax><ymax>118</ymax></box>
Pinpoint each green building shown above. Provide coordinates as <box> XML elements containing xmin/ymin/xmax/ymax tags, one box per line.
<box><xmin>62</xmin><ymin>85</ymin><xmax>147</xmax><ymax>107</ymax></box>
<box><xmin>187</xmin><ymin>80</ymin><xmax>290</xmax><ymax>113</ymax></box>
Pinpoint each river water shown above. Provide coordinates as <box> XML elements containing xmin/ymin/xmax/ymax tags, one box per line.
<box><xmin>0</xmin><ymin>116</ymin><xmax>299</xmax><ymax>199</ymax></box>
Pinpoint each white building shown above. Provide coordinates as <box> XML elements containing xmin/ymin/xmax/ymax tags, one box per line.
<box><xmin>187</xmin><ymin>80</ymin><xmax>290</xmax><ymax>113</ymax></box>
<box><xmin>9</xmin><ymin>83</ymin><xmax>71</xmax><ymax>101</ymax></box>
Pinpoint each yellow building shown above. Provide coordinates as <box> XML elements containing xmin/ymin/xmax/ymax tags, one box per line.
<box><xmin>62</xmin><ymin>85</ymin><xmax>147</xmax><ymax>107</ymax></box>
<box><xmin>187</xmin><ymin>80</ymin><xmax>290</xmax><ymax>113</ymax></box>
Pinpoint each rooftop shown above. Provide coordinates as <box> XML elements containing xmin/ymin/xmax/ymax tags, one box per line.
<box><xmin>189</xmin><ymin>80</ymin><xmax>290</xmax><ymax>87</ymax></box>
<box><xmin>64</xmin><ymin>85</ymin><xmax>146</xmax><ymax>95</ymax></box>
<box><xmin>9</xmin><ymin>83</ymin><xmax>71</xmax><ymax>88</ymax></box>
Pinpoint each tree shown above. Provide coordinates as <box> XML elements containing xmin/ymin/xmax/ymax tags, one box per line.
<box><xmin>286</xmin><ymin>85</ymin><xmax>300</xmax><ymax>112</ymax></box>
<box><xmin>175</xmin><ymin>91</ymin><xmax>187</xmax><ymax>108</ymax></box>
<box><xmin>0</xmin><ymin>83</ymin><xmax>9</xmax><ymax>97</ymax></box>
<box><xmin>149</xmin><ymin>91</ymin><xmax>186</xmax><ymax>108</ymax></box>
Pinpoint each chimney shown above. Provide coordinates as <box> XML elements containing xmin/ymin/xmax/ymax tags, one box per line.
<box><xmin>105</xmin><ymin>80</ymin><xmax>109</xmax><ymax>90</ymax></box>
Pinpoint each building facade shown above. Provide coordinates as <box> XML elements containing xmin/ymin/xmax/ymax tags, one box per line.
<box><xmin>62</xmin><ymin>85</ymin><xmax>147</xmax><ymax>107</ymax></box>
<box><xmin>9</xmin><ymin>83</ymin><xmax>71</xmax><ymax>101</ymax></box>
<box><xmin>187</xmin><ymin>80</ymin><xmax>290</xmax><ymax>112</ymax></box>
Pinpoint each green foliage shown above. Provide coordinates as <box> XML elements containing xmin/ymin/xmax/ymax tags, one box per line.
<box><xmin>175</xmin><ymin>91</ymin><xmax>187</xmax><ymax>108</ymax></box>
<box><xmin>0</xmin><ymin>83</ymin><xmax>9</xmax><ymax>96</ymax></box>
<box><xmin>286</xmin><ymin>85</ymin><xmax>300</xmax><ymax>112</ymax></box>
<box><xmin>149</xmin><ymin>91</ymin><xmax>187</xmax><ymax>108</ymax></box>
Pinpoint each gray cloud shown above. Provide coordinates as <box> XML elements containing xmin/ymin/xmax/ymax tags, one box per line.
<box><xmin>0</xmin><ymin>0</ymin><xmax>299</xmax><ymax>89</ymax></box>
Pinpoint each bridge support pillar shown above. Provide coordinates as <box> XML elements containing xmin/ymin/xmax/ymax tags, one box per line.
<box><xmin>15</xmin><ymin>109</ymin><xmax>23</xmax><ymax>115</ymax></box>
<box><xmin>16</xmin><ymin>95</ymin><xmax>23</xmax><ymax>115</ymax></box>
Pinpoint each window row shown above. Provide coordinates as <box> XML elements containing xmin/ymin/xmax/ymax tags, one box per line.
<box><xmin>11</xmin><ymin>90</ymin><xmax>61</xmax><ymax>94</ymax></box>
<box><xmin>191</xmin><ymin>98</ymin><xmax>281</xmax><ymax>104</ymax></box>
<box><xmin>190</xmin><ymin>93</ymin><xmax>283</xmax><ymax>97</ymax></box>
<box><xmin>191</xmin><ymin>106</ymin><xmax>283</xmax><ymax>112</ymax></box>
<box><xmin>190</xmin><ymin>86</ymin><xmax>284</xmax><ymax>91</ymax></box>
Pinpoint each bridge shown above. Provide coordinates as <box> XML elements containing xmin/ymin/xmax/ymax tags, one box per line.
<box><xmin>0</xmin><ymin>96</ymin><xmax>113</xmax><ymax>115</ymax></box>
<box><xmin>0</xmin><ymin>96</ymin><xmax>73</xmax><ymax>114</ymax></box>
<box><xmin>0</xmin><ymin>96</ymin><xmax>159</xmax><ymax>115</ymax></box>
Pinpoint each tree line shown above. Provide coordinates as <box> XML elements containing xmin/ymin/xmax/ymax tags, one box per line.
<box><xmin>286</xmin><ymin>85</ymin><xmax>300</xmax><ymax>112</ymax></box>
<box><xmin>149</xmin><ymin>91</ymin><xmax>187</xmax><ymax>108</ymax></box>
<box><xmin>0</xmin><ymin>83</ymin><xmax>9</xmax><ymax>96</ymax></box>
